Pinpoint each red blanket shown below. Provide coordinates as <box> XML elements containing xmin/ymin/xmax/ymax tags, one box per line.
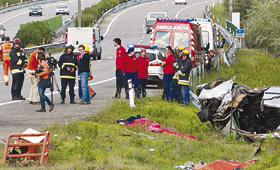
<box><xmin>126</xmin><ymin>118</ymin><xmax>197</xmax><ymax>140</ymax></box>
<box><xmin>194</xmin><ymin>159</ymin><xmax>257</xmax><ymax>170</ymax></box>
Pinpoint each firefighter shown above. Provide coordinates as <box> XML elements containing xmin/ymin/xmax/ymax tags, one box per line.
<box><xmin>113</xmin><ymin>38</ymin><xmax>129</xmax><ymax>99</ymax></box>
<box><xmin>137</xmin><ymin>48</ymin><xmax>149</xmax><ymax>98</ymax></box>
<box><xmin>0</xmin><ymin>37</ymin><xmax>12</xmax><ymax>86</ymax></box>
<box><xmin>170</xmin><ymin>46</ymin><xmax>185</xmax><ymax>103</ymax></box>
<box><xmin>10</xmin><ymin>38</ymin><xmax>28</xmax><ymax>100</ymax></box>
<box><xmin>58</xmin><ymin>44</ymin><xmax>78</xmax><ymax>104</ymax></box>
<box><xmin>123</xmin><ymin>47</ymin><xmax>140</xmax><ymax>98</ymax></box>
<box><xmin>161</xmin><ymin>46</ymin><xmax>175</xmax><ymax>101</ymax></box>
<box><xmin>175</xmin><ymin>50</ymin><xmax>192</xmax><ymax>106</ymax></box>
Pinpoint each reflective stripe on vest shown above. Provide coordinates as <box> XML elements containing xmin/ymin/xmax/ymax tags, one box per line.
<box><xmin>60</xmin><ymin>75</ymin><xmax>75</xmax><ymax>79</ymax></box>
<box><xmin>11</xmin><ymin>68</ymin><xmax>24</xmax><ymax>74</ymax></box>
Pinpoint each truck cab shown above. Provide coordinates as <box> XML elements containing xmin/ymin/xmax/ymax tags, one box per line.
<box><xmin>65</xmin><ymin>27</ymin><xmax>103</xmax><ymax>60</ymax></box>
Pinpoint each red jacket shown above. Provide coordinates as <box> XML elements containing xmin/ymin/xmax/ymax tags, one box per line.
<box><xmin>123</xmin><ymin>54</ymin><xmax>138</xmax><ymax>73</ymax></box>
<box><xmin>116</xmin><ymin>45</ymin><xmax>126</xmax><ymax>72</ymax></box>
<box><xmin>163</xmin><ymin>54</ymin><xmax>175</xmax><ymax>74</ymax></box>
<box><xmin>137</xmin><ymin>56</ymin><xmax>149</xmax><ymax>79</ymax></box>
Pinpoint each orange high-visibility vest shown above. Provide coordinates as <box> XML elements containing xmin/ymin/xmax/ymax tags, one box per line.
<box><xmin>1</xmin><ymin>42</ymin><xmax>12</xmax><ymax>61</ymax></box>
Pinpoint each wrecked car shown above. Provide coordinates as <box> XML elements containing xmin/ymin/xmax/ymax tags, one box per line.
<box><xmin>195</xmin><ymin>76</ymin><xmax>280</xmax><ymax>141</ymax></box>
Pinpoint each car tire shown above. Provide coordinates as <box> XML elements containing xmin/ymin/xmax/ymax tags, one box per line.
<box><xmin>67</xmin><ymin>12</ymin><xmax>69</xmax><ymax>15</ymax></box>
<box><xmin>40</xmin><ymin>14</ymin><xmax>42</xmax><ymax>16</ymax></box>
<box><xmin>29</xmin><ymin>14</ymin><xmax>31</xmax><ymax>16</ymax></box>
<box><xmin>97</xmin><ymin>55</ymin><xmax>101</xmax><ymax>60</ymax></box>
<box><xmin>157</xmin><ymin>83</ymin><xmax>163</xmax><ymax>89</ymax></box>
<box><xmin>56</xmin><ymin>13</ymin><xmax>58</xmax><ymax>15</ymax></box>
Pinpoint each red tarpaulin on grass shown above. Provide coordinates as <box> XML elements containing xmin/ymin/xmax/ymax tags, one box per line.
<box><xmin>126</xmin><ymin>118</ymin><xmax>197</xmax><ymax>140</ymax></box>
<box><xmin>194</xmin><ymin>159</ymin><xmax>257</xmax><ymax>170</ymax></box>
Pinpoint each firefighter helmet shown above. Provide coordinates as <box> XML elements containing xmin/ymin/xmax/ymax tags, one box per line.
<box><xmin>84</xmin><ymin>45</ymin><xmax>89</xmax><ymax>52</ymax></box>
<box><xmin>65</xmin><ymin>44</ymin><xmax>74</xmax><ymax>50</ymax></box>
<box><xmin>177</xmin><ymin>46</ymin><xmax>185</xmax><ymax>52</ymax></box>
<box><xmin>181</xmin><ymin>50</ymin><xmax>189</xmax><ymax>57</ymax></box>
<box><xmin>13</xmin><ymin>38</ymin><xmax>21</xmax><ymax>45</ymax></box>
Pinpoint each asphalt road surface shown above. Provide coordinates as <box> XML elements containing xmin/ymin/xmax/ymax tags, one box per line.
<box><xmin>0</xmin><ymin>0</ymin><xmax>219</xmax><ymax>141</ymax></box>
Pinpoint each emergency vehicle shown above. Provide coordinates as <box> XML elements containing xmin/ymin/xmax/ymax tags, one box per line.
<box><xmin>65</xmin><ymin>27</ymin><xmax>103</xmax><ymax>60</ymax></box>
<box><xmin>149</xmin><ymin>18</ymin><xmax>203</xmax><ymax>71</ymax></box>
<box><xmin>192</xmin><ymin>18</ymin><xmax>219</xmax><ymax>70</ymax></box>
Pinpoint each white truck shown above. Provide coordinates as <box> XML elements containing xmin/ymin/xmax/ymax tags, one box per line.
<box><xmin>145</xmin><ymin>12</ymin><xmax>167</xmax><ymax>34</ymax></box>
<box><xmin>65</xmin><ymin>27</ymin><xmax>103</xmax><ymax>60</ymax></box>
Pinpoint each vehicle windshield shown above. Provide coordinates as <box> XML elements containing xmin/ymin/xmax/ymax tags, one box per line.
<box><xmin>155</xmin><ymin>32</ymin><xmax>170</xmax><ymax>47</ymax></box>
<box><xmin>57</xmin><ymin>5</ymin><xmax>68</xmax><ymax>9</ymax></box>
<box><xmin>202</xmin><ymin>31</ymin><xmax>209</xmax><ymax>44</ymax></box>
<box><xmin>135</xmin><ymin>52</ymin><xmax>157</xmax><ymax>61</ymax></box>
<box><xmin>31</xmin><ymin>6</ymin><xmax>41</xmax><ymax>10</ymax></box>
<box><xmin>174</xmin><ymin>32</ymin><xmax>189</xmax><ymax>48</ymax></box>
<box><xmin>150</xmin><ymin>13</ymin><xmax>166</xmax><ymax>18</ymax></box>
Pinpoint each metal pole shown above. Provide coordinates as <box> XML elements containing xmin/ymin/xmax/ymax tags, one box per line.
<box><xmin>229</xmin><ymin>0</ymin><xmax>232</xmax><ymax>22</ymax></box>
<box><xmin>78</xmin><ymin>0</ymin><xmax>81</xmax><ymax>27</ymax></box>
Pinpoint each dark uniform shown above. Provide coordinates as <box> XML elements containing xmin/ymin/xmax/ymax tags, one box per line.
<box><xmin>177</xmin><ymin>51</ymin><xmax>192</xmax><ymax>106</ymax></box>
<box><xmin>10</xmin><ymin>46</ymin><xmax>27</xmax><ymax>100</ymax></box>
<box><xmin>58</xmin><ymin>50</ymin><xmax>78</xmax><ymax>104</ymax></box>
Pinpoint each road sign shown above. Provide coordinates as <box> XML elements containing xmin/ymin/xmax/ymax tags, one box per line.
<box><xmin>236</xmin><ymin>29</ymin><xmax>245</xmax><ymax>34</ymax></box>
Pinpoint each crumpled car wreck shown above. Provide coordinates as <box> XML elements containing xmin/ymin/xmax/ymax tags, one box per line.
<box><xmin>195</xmin><ymin>76</ymin><xmax>280</xmax><ymax>141</ymax></box>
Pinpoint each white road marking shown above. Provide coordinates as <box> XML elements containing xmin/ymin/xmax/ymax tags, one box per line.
<box><xmin>0</xmin><ymin>77</ymin><xmax>116</xmax><ymax>106</ymax></box>
<box><xmin>103</xmin><ymin>1</ymin><xmax>159</xmax><ymax>37</ymax></box>
<box><xmin>175</xmin><ymin>1</ymin><xmax>210</xmax><ymax>18</ymax></box>
<box><xmin>108</xmin><ymin>57</ymin><xmax>113</xmax><ymax>59</ymax></box>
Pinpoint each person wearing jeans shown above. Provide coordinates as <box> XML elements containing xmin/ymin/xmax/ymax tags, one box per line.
<box><xmin>176</xmin><ymin>50</ymin><xmax>192</xmax><ymax>106</ymax></box>
<box><xmin>36</xmin><ymin>52</ymin><xmax>54</xmax><ymax>112</ymax></box>
<box><xmin>161</xmin><ymin>46</ymin><xmax>175</xmax><ymax>101</ymax></box>
<box><xmin>77</xmin><ymin>45</ymin><xmax>91</xmax><ymax>104</ymax></box>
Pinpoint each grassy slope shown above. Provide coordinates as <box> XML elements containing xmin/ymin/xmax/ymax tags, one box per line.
<box><xmin>1</xmin><ymin>3</ymin><xmax>280</xmax><ymax>170</ymax></box>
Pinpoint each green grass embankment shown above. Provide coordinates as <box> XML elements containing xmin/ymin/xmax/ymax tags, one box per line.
<box><xmin>1</xmin><ymin>49</ymin><xmax>280</xmax><ymax>169</ymax></box>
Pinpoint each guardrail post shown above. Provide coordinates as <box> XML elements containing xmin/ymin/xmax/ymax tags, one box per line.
<box><xmin>128</xmin><ymin>79</ymin><xmax>135</xmax><ymax>108</ymax></box>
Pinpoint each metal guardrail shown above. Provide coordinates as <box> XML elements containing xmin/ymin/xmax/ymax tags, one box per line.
<box><xmin>0</xmin><ymin>0</ymin><xmax>62</xmax><ymax>15</ymax></box>
<box><xmin>23</xmin><ymin>0</ymin><xmax>156</xmax><ymax>54</ymax></box>
<box><xmin>204</xmin><ymin>5</ymin><xmax>237</xmax><ymax>66</ymax></box>
<box><xmin>94</xmin><ymin>0</ymin><xmax>156</xmax><ymax>28</ymax></box>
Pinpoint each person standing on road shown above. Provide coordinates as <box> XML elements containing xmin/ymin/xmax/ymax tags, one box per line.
<box><xmin>0</xmin><ymin>37</ymin><xmax>12</xmax><ymax>86</ymax></box>
<box><xmin>77</xmin><ymin>45</ymin><xmax>96</xmax><ymax>100</ymax></box>
<box><xmin>58</xmin><ymin>44</ymin><xmax>78</xmax><ymax>104</ymax></box>
<box><xmin>161</xmin><ymin>46</ymin><xmax>175</xmax><ymax>101</ymax></box>
<box><xmin>77</xmin><ymin>45</ymin><xmax>91</xmax><ymax>105</ymax></box>
<box><xmin>137</xmin><ymin>48</ymin><xmax>149</xmax><ymax>98</ymax></box>
<box><xmin>176</xmin><ymin>50</ymin><xmax>192</xmax><ymax>107</ymax></box>
<box><xmin>170</xmin><ymin>46</ymin><xmax>184</xmax><ymax>103</ymax></box>
<box><xmin>35</xmin><ymin>52</ymin><xmax>54</xmax><ymax>112</ymax></box>
<box><xmin>123</xmin><ymin>47</ymin><xmax>140</xmax><ymax>98</ymax></box>
<box><xmin>27</xmin><ymin>47</ymin><xmax>46</xmax><ymax>105</ymax></box>
<box><xmin>113</xmin><ymin>38</ymin><xmax>129</xmax><ymax>99</ymax></box>
<box><xmin>9</xmin><ymin>38</ymin><xmax>27</xmax><ymax>100</ymax></box>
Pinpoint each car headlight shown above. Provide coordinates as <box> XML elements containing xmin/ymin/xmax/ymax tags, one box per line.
<box><xmin>38</xmin><ymin>10</ymin><xmax>42</xmax><ymax>12</ymax></box>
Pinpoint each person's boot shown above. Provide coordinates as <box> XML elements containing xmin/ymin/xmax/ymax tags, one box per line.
<box><xmin>70</xmin><ymin>99</ymin><xmax>76</xmax><ymax>104</ymax></box>
<box><xmin>36</xmin><ymin>108</ymin><xmax>46</xmax><ymax>112</ymax></box>
<box><xmin>49</xmin><ymin>105</ymin><xmax>54</xmax><ymax>112</ymax></box>
<box><xmin>60</xmin><ymin>98</ymin><xmax>65</xmax><ymax>104</ymax></box>
<box><xmin>112</xmin><ymin>92</ymin><xmax>120</xmax><ymax>99</ymax></box>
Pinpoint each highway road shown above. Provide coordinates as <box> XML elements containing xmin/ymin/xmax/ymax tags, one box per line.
<box><xmin>0</xmin><ymin>0</ymin><xmax>219</xmax><ymax>141</ymax></box>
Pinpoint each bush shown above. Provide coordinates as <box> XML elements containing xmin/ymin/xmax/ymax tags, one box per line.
<box><xmin>15</xmin><ymin>21</ymin><xmax>52</xmax><ymax>46</ymax></box>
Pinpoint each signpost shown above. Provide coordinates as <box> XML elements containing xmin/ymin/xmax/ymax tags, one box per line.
<box><xmin>236</xmin><ymin>29</ymin><xmax>245</xmax><ymax>49</ymax></box>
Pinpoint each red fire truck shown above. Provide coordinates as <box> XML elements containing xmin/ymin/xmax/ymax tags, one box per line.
<box><xmin>149</xmin><ymin>18</ymin><xmax>203</xmax><ymax>68</ymax></box>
